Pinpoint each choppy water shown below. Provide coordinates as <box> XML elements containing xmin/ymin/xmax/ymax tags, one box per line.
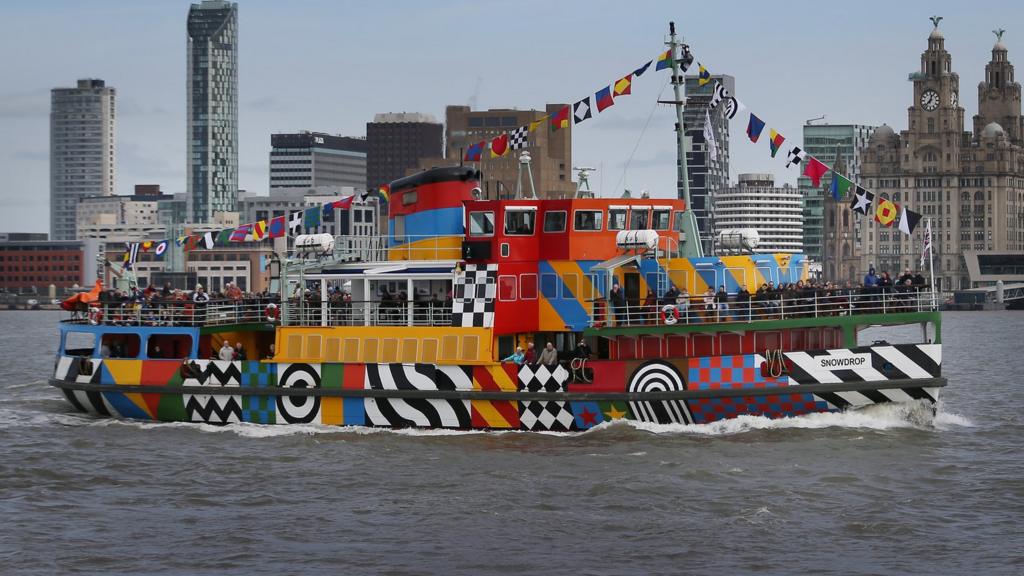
<box><xmin>1</xmin><ymin>310</ymin><xmax>1022</xmax><ymax>575</ymax></box>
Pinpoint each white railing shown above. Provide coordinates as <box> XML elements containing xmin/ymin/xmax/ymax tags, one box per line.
<box><xmin>283</xmin><ymin>300</ymin><xmax>453</xmax><ymax>327</ymax></box>
<box><xmin>294</xmin><ymin>234</ymin><xmax>463</xmax><ymax>261</ymax></box>
<box><xmin>64</xmin><ymin>299</ymin><xmax>280</xmax><ymax>327</ymax></box>
<box><xmin>590</xmin><ymin>288</ymin><xmax>940</xmax><ymax>328</ymax></box>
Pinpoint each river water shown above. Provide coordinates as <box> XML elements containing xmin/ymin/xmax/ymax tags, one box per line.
<box><xmin>0</xmin><ymin>310</ymin><xmax>1021</xmax><ymax>575</ymax></box>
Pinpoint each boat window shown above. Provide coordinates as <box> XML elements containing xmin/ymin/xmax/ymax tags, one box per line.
<box><xmin>673</xmin><ymin>211</ymin><xmax>686</xmax><ymax>232</ymax></box>
<box><xmin>630</xmin><ymin>208</ymin><xmax>649</xmax><ymax>230</ymax></box>
<box><xmin>540</xmin><ymin>273</ymin><xmax>560</xmax><ymax>299</ymax></box>
<box><xmin>573</xmin><ymin>209</ymin><xmax>603</xmax><ymax>231</ymax></box>
<box><xmin>64</xmin><ymin>331</ymin><xmax>95</xmax><ymax>356</ymax></box>
<box><xmin>402</xmin><ymin>190</ymin><xmax>418</xmax><ymax>205</ymax></box>
<box><xmin>147</xmin><ymin>334</ymin><xmax>193</xmax><ymax>359</ymax></box>
<box><xmin>562</xmin><ymin>273</ymin><xmax>578</xmax><ymax>299</ymax></box>
<box><xmin>469</xmin><ymin>211</ymin><xmax>494</xmax><ymax>236</ymax></box>
<box><xmin>504</xmin><ymin>209</ymin><xmax>535</xmax><ymax>235</ymax></box>
<box><xmin>498</xmin><ymin>275</ymin><xmax>517</xmax><ymax>301</ymax></box>
<box><xmin>100</xmin><ymin>333</ymin><xmax>141</xmax><ymax>359</ymax></box>
<box><xmin>543</xmin><ymin>211</ymin><xmax>567</xmax><ymax>233</ymax></box>
<box><xmin>608</xmin><ymin>208</ymin><xmax>627</xmax><ymax>230</ymax></box>
<box><xmin>520</xmin><ymin>273</ymin><xmax>538</xmax><ymax>300</ymax></box>
<box><xmin>653</xmin><ymin>209</ymin><xmax>672</xmax><ymax>230</ymax></box>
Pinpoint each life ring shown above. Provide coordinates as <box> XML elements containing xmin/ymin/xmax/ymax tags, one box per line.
<box><xmin>661</xmin><ymin>304</ymin><xmax>678</xmax><ymax>325</ymax></box>
<box><xmin>265</xmin><ymin>303</ymin><xmax>280</xmax><ymax>322</ymax></box>
<box><xmin>87</xmin><ymin>306</ymin><xmax>103</xmax><ymax>326</ymax></box>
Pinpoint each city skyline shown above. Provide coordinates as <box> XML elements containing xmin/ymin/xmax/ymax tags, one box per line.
<box><xmin>1</xmin><ymin>0</ymin><xmax>1022</xmax><ymax>232</ymax></box>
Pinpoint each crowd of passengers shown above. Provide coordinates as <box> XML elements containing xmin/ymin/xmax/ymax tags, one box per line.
<box><xmin>603</xmin><ymin>267</ymin><xmax>932</xmax><ymax>325</ymax></box>
<box><xmin>80</xmin><ymin>282</ymin><xmax>280</xmax><ymax>326</ymax></box>
<box><xmin>288</xmin><ymin>283</ymin><xmax>454</xmax><ymax>326</ymax></box>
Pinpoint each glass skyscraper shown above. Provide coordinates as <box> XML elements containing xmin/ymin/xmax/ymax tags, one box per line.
<box><xmin>683</xmin><ymin>74</ymin><xmax>733</xmax><ymax>255</ymax></box>
<box><xmin>187</xmin><ymin>0</ymin><xmax>238</xmax><ymax>223</ymax></box>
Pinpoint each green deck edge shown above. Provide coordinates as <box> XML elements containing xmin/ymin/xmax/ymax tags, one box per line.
<box><xmin>584</xmin><ymin>310</ymin><xmax>942</xmax><ymax>347</ymax></box>
<box><xmin>199</xmin><ymin>322</ymin><xmax>278</xmax><ymax>334</ymax></box>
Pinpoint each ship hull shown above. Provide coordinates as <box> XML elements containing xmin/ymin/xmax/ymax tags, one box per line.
<box><xmin>50</xmin><ymin>344</ymin><xmax>944</xmax><ymax>431</ymax></box>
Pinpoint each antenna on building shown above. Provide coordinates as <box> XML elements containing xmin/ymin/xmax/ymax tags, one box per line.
<box><xmin>515</xmin><ymin>151</ymin><xmax>537</xmax><ymax>199</ymax></box>
<box><xmin>573</xmin><ymin>166</ymin><xmax>596</xmax><ymax>198</ymax></box>
<box><xmin>467</xmin><ymin>76</ymin><xmax>483</xmax><ymax>109</ymax></box>
<box><xmin>805</xmin><ymin>115</ymin><xmax>826</xmax><ymax>126</ymax></box>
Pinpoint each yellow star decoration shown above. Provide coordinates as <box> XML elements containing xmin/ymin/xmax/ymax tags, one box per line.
<box><xmin>604</xmin><ymin>404</ymin><xmax>628</xmax><ymax>420</ymax></box>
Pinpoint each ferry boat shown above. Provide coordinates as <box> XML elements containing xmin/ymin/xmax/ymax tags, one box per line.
<box><xmin>49</xmin><ymin>30</ymin><xmax>945</xmax><ymax>432</ymax></box>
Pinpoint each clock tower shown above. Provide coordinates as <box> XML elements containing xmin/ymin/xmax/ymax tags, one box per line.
<box><xmin>972</xmin><ymin>30</ymin><xmax>1023</xmax><ymax>144</ymax></box>
<box><xmin>906</xmin><ymin>17</ymin><xmax>964</xmax><ymax>174</ymax></box>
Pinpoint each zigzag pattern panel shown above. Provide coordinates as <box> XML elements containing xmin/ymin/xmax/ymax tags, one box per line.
<box><xmin>183</xmin><ymin>360</ymin><xmax>242</xmax><ymax>424</ymax></box>
<box><xmin>276</xmin><ymin>363</ymin><xmax>322</xmax><ymax>424</ymax></box>
<box><xmin>364</xmin><ymin>363</ymin><xmax>471</xmax><ymax>428</ymax></box>
<box><xmin>55</xmin><ymin>356</ymin><xmax>107</xmax><ymax>415</ymax></box>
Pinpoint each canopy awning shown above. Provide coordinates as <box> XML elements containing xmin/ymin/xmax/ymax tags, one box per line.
<box><xmin>591</xmin><ymin>253</ymin><xmax>642</xmax><ymax>272</ymax></box>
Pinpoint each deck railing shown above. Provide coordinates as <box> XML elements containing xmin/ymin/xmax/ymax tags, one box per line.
<box><xmin>589</xmin><ymin>288</ymin><xmax>939</xmax><ymax>328</ymax></box>
<box><xmin>63</xmin><ymin>298</ymin><xmax>281</xmax><ymax>327</ymax></box>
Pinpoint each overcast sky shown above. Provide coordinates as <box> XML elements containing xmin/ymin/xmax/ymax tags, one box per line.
<box><xmin>1</xmin><ymin>0</ymin><xmax>1021</xmax><ymax>233</ymax></box>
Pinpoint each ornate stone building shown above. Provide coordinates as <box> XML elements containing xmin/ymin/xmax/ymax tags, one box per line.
<box><xmin>858</xmin><ymin>20</ymin><xmax>1024</xmax><ymax>290</ymax></box>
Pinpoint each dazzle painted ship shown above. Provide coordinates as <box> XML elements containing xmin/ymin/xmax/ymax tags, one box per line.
<box><xmin>50</xmin><ymin>26</ymin><xmax>945</xmax><ymax>431</ymax></box>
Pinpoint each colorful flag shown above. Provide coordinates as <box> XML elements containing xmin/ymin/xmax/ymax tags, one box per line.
<box><xmin>875</xmin><ymin>198</ymin><xmax>898</xmax><ymax>227</ymax></box>
<box><xmin>573</xmin><ymin>97</ymin><xmax>592</xmax><ymax>124</ymax></box>
<box><xmin>920</xmin><ymin>219</ymin><xmax>932</xmax><ymax>267</ymax></box>
<box><xmin>785</xmin><ymin>146</ymin><xmax>806</xmax><ymax>168</ymax></box>
<box><xmin>268</xmin><ymin>215</ymin><xmax>286</xmax><ymax>239</ymax></box>
<box><xmin>655</xmin><ymin>49</ymin><xmax>673</xmax><ymax>71</ymax></box>
<box><xmin>551</xmin><ymin>106</ymin><xmax>570</xmax><ymax>131</ymax></box>
<box><xmin>613</xmin><ymin>75</ymin><xmax>631</xmax><ymax>97</ymax></box>
<box><xmin>175</xmin><ymin>235</ymin><xmax>187</xmax><ymax>247</ymax></box>
<box><xmin>596</xmin><ymin>86</ymin><xmax>615</xmax><ymax>112</ymax></box>
<box><xmin>509</xmin><ymin>125</ymin><xmax>529</xmax><ymax>150</ymax></box>
<box><xmin>769</xmin><ymin>129</ymin><xmax>785</xmax><ymax>158</ymax></box>
<box><xmin>747</xmin><ymin>114</ymin><xmax>765</xmax><ymax>143</ymax></box>
<box><xmin>703</xmin><ymin>110</ymin><xmax>718</xmax><ymax>162</ymax></box>
<box><xmin>464</xmin><ymin>141</ymin><xmax>485</xmax><ymax>162</ymax></box>
<box><xmin>697</xmin><ymin>64</ymin><xmax>711</xmax><ymax>86</ymax></box>
<box><xmin>304</xmin><ymin>206</ymin><xmax>321</xmax><ymax>229</ymax></box>
<box><xmin>850</xmin><ymin>186</ymin><xmax>875</xmax><ymax>215</ymax></box>
<box><xmin>124</xmin><ymin>242</ymin><xmax>140</xmax><ymax>268</ymax></box>
<box><xmin>830</xmin><ymin>172</ymin><xmax>853</xmax><ymax>200</ymax></box>
<box><xmin>252</xmin><ymin>220</ymin><xmax>267</xmax><ymax>240</ymax></box>
<box><xmin>141</xmin><ymin>240</ymin><xmax>153</xmax><ymax>252</ymax></box>
<box><xmin>708</xmin><ymin>81</ymin><xmax>745</xmax><ymax>119</ymax></box>
<box><xmin>490</xmin><ymin>133</ymin><xmax>509</xmax><ymax>158</ymax></box>
<box><xmin>153</xmin><ymin>240</ymin><xmax>168</xmax><ymax>258</ymax></box>
<box><xmin>230</xmin><ymin>224</ymin><xmax>251</xmax><ymax>243</ymax></box>
<box><xmin>333</xmin><ymin>195</ymin><xmax>354</xmax><ymax>211</ymax></box>
<box><xmin>679</xmin><ymin>44</ymin><xmax>694</xmax><ymax>72</ymax></box>
<box><xmin>202</xmin><ymin>232</ymin><xmax>215</xmax><ymax>250</ymax></box>
<box><xmin>528</xmin><ymin>116</ymin><xmax>548</xmax><ymax>132</ymax></box>
<box><xmin>289</xmin><ymin>210</ymin><xmax>304</xmax><ymax>235</ymax></box>
<box><xmin>633</xmin><ymin>60</ymin><xmax>652</xmax><ymax>77</ymax></box>
<box><xmin>803</xmin><ymin>156</ymin><xmax>829</xmax><ymax>187</ymax></box>
<box><xmin>216</xmin><ymin>228</ymin><xmax>233</xmax><ymax>246</ymax></box>
<box><xmin>378</xmin><ymin>184</ymin><xmax>390</xmax><ymax>203</ymax></box>
<box><xmin>898</xmin><ymin>205</ymin><xmax>923</xmax><ymax>235</ymax></box>
<box><xmin>184</xmin><ymin>235</ymin><xmax>200</xmax><ymax>251</ymax></box>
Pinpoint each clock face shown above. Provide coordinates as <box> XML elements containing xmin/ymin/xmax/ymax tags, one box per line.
<box><xmin>950</xmin><ymin>92</ymin><xmax>958</xmax><ymax>107</ymax></box>
<box><xmin>921</xmin><ymin>89</ymin><xmax>940</xmax><ymax>111</ymax></box>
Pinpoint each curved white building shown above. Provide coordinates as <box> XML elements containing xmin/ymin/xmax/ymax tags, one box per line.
<box><xmin>713</xmin><ymin>173</ymin><xmax>803</xmax><ymax>254</ymax></box>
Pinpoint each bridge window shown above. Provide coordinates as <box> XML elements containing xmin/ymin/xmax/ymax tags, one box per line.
<box><xmin>147</xmin><ymin>334</ymin><xmax>193</xmax><ymax>359</ymax></box>
<box><xmin>64</xmin><ymin>331</ymin><xmax>96</xmax><ymax>356</ymax></box>
<box><xmin>543</xmin><ymin>210</ymin><xmax>567</xmax><ymax>233</ymax></box>
<box><xmin>608</xmin><ymin>208</ymin><xmax>627</xmax><ymax>230</ymax></box>
<box><xmin>573</xmin><ymin>209</ymin><xmax>603</xmax><ymax>231</ymax></box>
<box><xmin>100</xmin><ymin>333</ymin><xmax>141</xmax><ymax>359</ymax></box>
<box><xmin>652</xmin><ymin>209</ymin><xmax>671</xmax><ymax>230</ymax></box>
<box><xmin>673</xmin><ymin>211</ymin><xmax>686</xmax><ymax>232</ymax></box>
<box><xmin>469</xmin><ymin>211</ymin><xmax>494</xmax><ymax>236</ymax></box>
<box><xmin>630</xmin><ymin>209</ymin><xmax>649</xmax><ymax>230</ymax></box>
<box><xmin>504</xmin><ymin>208</ymin><xmax>536</xmax><ymax>235</ymax></box>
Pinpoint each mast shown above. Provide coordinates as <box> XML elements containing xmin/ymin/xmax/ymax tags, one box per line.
<box><xmin>667</xmin><ymin>21</ymin><xmax>703</xmax><ymax>257</ymax></box>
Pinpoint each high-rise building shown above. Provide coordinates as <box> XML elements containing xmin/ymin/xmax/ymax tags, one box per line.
<box><xmin>366</xmin><ymin>113</ymin><xmax>443</xmax><ymax>189</ymax></box>
<box><xmin>270</xmin><ymin>132</ymin><xmax>367</xmax><ymax>190</ymax></box>
<box><xmin>859</xmin><ymin>21</ymin><xmax>1024</xmax><ymax>290</ymax></box>
<box><xmin>799</xmin><ymin>123</ymin><xmax>875</xmax><ymax>272</ymax></box>
<box><xmin>50</xmin><ymin>78</ymin><xmax>116</xmax><ymax>241</ymax></box>
<box><xmin>186</xmin><ymin>0</ymin><xmax>238</xmax><ymax>223</ymax></box>
<box><xmin>713</xmin><ymin>173</ymin><xmax>803</xmax><ymax>254</ymax></box>
<box><xmin>435</xmin><ymin>105</ymin><xmax>574</xmax><ymax>199</ymax></box>
<box><xmin>683</xmin><ymin>74</ymin><xmax>733</xmax><ymax>255</ymax></box>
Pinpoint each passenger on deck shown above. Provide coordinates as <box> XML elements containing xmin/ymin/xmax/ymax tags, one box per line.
<box><xmin>150</xmin><ymin>345</ymin><xmax>163</xmax><ymax>359</ymax></box>
<box><xmin>735</xmin><ymin>287</ymin><xmax>752</xmax><ymax>321</ymax></box>
<box><xmin>265</xmin><ymin>343</ymin><xmax>276</xmax><ymax>360</ymax></box>
<box><xmin>234</xmin><ymin>342</ymin><xmax>247</xmax><ymax>361</ymax></box>
<box><xmin>219</xmin><ymin>341</ymin><xmax>234</xmax><ymax>361</ymax></box>
<box><xmin>524</xmin><ymin>342</ymin><xmax>537</xmax><ymax>365</ymax></box>
<box><xmin>714</xmin><ymin>285</ymin><xmax>730</xmax><ymax>320</ymax></box>
<box><xmin>609</xmin><ymin>284</ymin><xmax>626</xmax><ymax>326</ymax></box>
<box><xmin>539</xmin><ymin>342</ymin><xmax>559</xmax><ymax>368</ymax></box>
<box><xmin>676</xmin><ymin>287</ymin><xmax>691</xmax><ymax>322</ymax></box>
<box><xmin>501</xmin><ymin>347</ymin><xmax>526</xmax><ymax>366</ymax></box>
<box><xmin>702</xmin><ymin>287</ymin><xmax>716</xmax><ymax>317</ymax></box>
<box><xmin>643</xmin><ymin>289</ymin><xmax>658</xmax><ymax>324</ymax></box>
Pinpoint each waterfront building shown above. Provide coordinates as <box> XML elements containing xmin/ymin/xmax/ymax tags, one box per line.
<box><xmin>76</xmin><ymin>185</ymin><xmax>168</xmax><ymax>239</ymax></box>
<box><xmin>713</xmin><ymin>173</ymin><xmax>803</xmax><ymax>254</ymax></box>
<box><xmin>186</xmin><ymin>0</ymin><xmax>239</xmax><ymax>223</ymax></box>
<box><xmin>859</xmin><ymin>22</ymin><xmax>1024</xmax><ymax>290</ymax></box>
<box><xmin>366</xmin><ymin>113</ymin><xmax>443</xmax><ymax>190</ymax></box>
<box><xmin>0</xmin><ymin>237</ymin><xmax>84</xmax><ymax>291</ymax></box>
<box><xmin>269</xmin><ymin>132</ymin><xmax>367</xmax><ymax>190</ymax></box>
<box><xmin>684</xmin><ymin>74</ymin><xmax>733</xmax><ymax>255</ymax></box>
<box><xmin>50</xmin><ymin>79</ymin><xmax>116</xmax><ymax>241</ymax></box>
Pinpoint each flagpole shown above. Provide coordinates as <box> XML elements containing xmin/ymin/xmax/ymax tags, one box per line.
<box><xmin>667</xmin><ymin>21</ymin><xmax>703</xmax><ymax>258</ymax></box>
<box><xmin>927</xmin><ymin>217</ymin><xmax>936</xmax><ymax>307</ymax></box>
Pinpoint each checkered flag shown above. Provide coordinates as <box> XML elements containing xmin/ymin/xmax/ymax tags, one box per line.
<box><xmin>509</xmin><ymin>126</ymin><xmax>528</xmax><ymax>150</ymax></box>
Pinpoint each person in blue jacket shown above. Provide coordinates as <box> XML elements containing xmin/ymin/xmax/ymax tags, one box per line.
<box><xmin>502</xmin><ymin>346</ymin><xmax>526</xmax><ymax>366</ymax></box>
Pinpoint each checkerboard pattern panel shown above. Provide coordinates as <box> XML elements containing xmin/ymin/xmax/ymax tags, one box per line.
<box><xmin>452</xmin><ymin>263</ymin><xmax>497</xmax><ymax>327</ymax></box>
<box><xmin>687</xmin><ymin>354</ymin><xmax>831</xmax><ymax>424</ymax></box>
